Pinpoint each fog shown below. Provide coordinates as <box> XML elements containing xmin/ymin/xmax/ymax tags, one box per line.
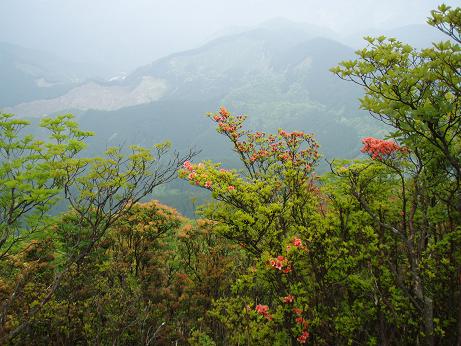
<box><xmin>0</xmin><ymin>0</ymin><xmax>458</xmax><ymax>73</ymax></box>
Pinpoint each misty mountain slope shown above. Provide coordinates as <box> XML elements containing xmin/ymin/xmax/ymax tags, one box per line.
<box><xmin>129</xmin><ymin>25</ymin><xmax>359</xmax><ymax>105</ymax></box>
<box><xmin>78</xmin><ymin>100</ymin><xmax>221</xmax><ymax>156</ymax></box>
<box><xmin>7</xmin><ymin>76</ymin><xmax>167</xmax><ymax>116</ymax></box>
<box><xmin>5</xmin><ymin>19</ymin><xmax>382</xmax><ymax>161</ymax></box>
<box><xmin>0</xmin><ymin>42</ymin><xmax>111</xmax><ymax>107</ymax></box>
<box><xmin>3</xmin><ymin>20</ymin><xmax>390</xmax><ymax>216</ymax></box>
<box><xmin>7</xmin><ymin>19</ymin><xmax>357</xmax><ymax>121</ymax></box>
<box><xmin>75</xmin><ymin>24</ymin><xmax>371</xmax><ymax>160</ymax></box>
<box><xmin>0</xmin><ymin>42</ymin><xmax>76</xmax><ymax>106</ymax></box>
<box><xmin>129</xmin><ymin>25</ymin><xmax>368</xmax><ymax>138</ymax></box>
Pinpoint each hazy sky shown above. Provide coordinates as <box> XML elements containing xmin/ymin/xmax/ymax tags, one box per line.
<box><xmin>0</xmin><ymin>0</ymin><xmax>458</xmax><ymax>73</ymax></box>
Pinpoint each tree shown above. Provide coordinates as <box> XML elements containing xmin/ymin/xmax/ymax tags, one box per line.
<box><xmin>19</xmin><ymin>200</ymin><xmax>185</xmax><ymax>345</ymax></box>
<box><xmin>0</xmin><ymin>114</ymin><xmax>92</xmax><ymax>262</ymax></box>
<box><xmin>331</xmin><ymin>4</ymin><xmax>461</xmax><ymax>217</ymax></box>
<box><xmin>331</xmin><ymin>4</ymin><xmax>461</xmax><ymax>345</ymax></box>
<box><xmin>179</xmin><ymin>107</ymin><xmax>322</xmax><ymax>344</ymax></box>
<box><xmin>0</xmin><ymin>113</ymin><xmax>196</xmax><ymax>343</ymax></box>
<box><xmin>177</xmin><ymin>5</ymin><xmax>461</xmax><ymax>343</ymax></box>
<box><xmin>179</xmin><ymin>109</ymin><xmax>388</xmax><ymax>345</ymax></box>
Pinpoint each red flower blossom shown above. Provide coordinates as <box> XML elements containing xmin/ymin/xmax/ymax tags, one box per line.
<box><xmin>270</xmin><ymin>256</ymin><xmax>286</xmax><ymax>270</ymax></box>
<box><xmin>255</xmin><ymin>304</ymin><xmax>272</xmax><ymax>320</ymax></box>
<box><xmin>183</xmin><ymin>160</ymin><xmax>193</xmax><ymax>170</ymax></box>
<box><xmin>279</xmin><ymin>129</ymin><xmax>288</xmax><ymax>137</ymax></box>
<box><xmin>283</xmin><ymin>266</ymin><xmax>292</xmax><ymax>273</ymax></box>
<box><xmin>292</xmin><ymin>237</ymin><xmax>302</xmax><ymax>247</ymax></box>
<box><xmin>297</xmin><ymin>331</ymin><xmax>310</xmax><ymax>344</ymax></box>
<box><xmin>255</xmin><ymin>304</ymin><xmax>269</xmax><ymax>314</ymax></box>
<box><xmin>228</xmin><ymin>185</ymin><xmax>235</xmax><ymax>191</ymax></box>
<box><xmin>293</xmin><ymin>307</ymin><xmax>302</xmax><ymax>315</ymax></box>
<box><xmin>361</xmin><ymin>137</ymin><xmax>401</xmax><ymax>160</ymax></box>
<box><xmin>283</xmin><ymin>294</ymin><xmax>295</xmax><ymax>303</ymax></box>
<box><xmin>219</xmin><ymin>106</ymin><xmax>230</xmax><ymax>118</ymax></box>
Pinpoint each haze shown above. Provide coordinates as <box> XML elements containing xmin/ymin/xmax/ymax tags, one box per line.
<box><xmin>0</xmin><ymin>0</ymin><xmax>457</xmax><ymax>73</ymax></box>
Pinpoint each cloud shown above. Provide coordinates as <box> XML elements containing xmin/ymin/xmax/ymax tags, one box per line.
<box><xmin>0</xmin><ymin>0</ymin><xmax>457</xmax><ymax>71</ymax></box>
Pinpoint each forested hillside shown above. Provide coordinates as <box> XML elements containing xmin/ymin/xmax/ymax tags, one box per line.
<box><xmin>3</xmin><ymin>20</ymin><xmax>381</xmax><ymax>216</ymax></box>
<box><xmin>1</xmin><ymin>4</ymin><xmax>461</xmax><ymax>346</ymax></box>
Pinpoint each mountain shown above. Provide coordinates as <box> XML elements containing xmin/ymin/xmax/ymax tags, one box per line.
<box><xmin>123</xmin><ymin>24</ymin><xmax>372</xmax><ymax>155</ymax></box>
<box><xmin>7</xmin><ymin>77</ymin><xmax>167</xmax><ymax>116</ymax></box>
<box><xmin>0</xmin><ymin>42</ymin><xmax>112</xmax><ymax>107</ymax></box>
<box><xmin>67</xmin><ymin>24</ymin><xmax>370</xmax><ymax>159</ymax></box>
<box><xmin>5</xmin><ymin>20</ymin><xmax>381</xmax><ymax>160</ymax></box>
<box><xmin>2</xmin><ymin>20</ymin><xmax>389</xmax><ymax>215</ymax></box>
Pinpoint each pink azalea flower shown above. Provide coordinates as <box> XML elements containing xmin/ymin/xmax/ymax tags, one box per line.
<box><xmin>292</xmin><ymin>237</ymin><xmax>302</xmax><ymax>247</ymax></box>
<box><xmin>293</xmin><ymin>308</ymin><xmax>302</xmax><ymax>315</ymax></box>
<box><xmin>255</xmin><ymin>304</ymin><xmax>272</xmax><ymax>320</ymax></box>
<box><xmin>255</xmin><ymin>304</ymin><xmax>269</xmax><ymax>314</ymax></box>
<box><xmin>297</xmin><ymin>331</ymin><xmax>310</xmax><ymax>344</ymax></box>
<box><xmin>283</xmin><ymin>295</ymin><xmax>294</xmax><ymax>304</ymax></box>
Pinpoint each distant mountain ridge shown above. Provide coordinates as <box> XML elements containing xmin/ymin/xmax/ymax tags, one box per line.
<box><xmin>3</xmin><ymin>20</ymin><xmax>448</xmax><ymax>116</ymax></box>
<box><xmin>2</xmin><ymin>19</ymin><xmax>383</xmax><ymax>161</ymax></box>
<box><xmin>3</xmin><ymin>19</ymin><xmax>445</xmax><ymax>215</ymax></box>
<box><xmin>0</xmin><ymin>42</ymin><xmax>114</xmax><ymax>107</ymax></box>
<box><xmin>73</xmin><ymin>24</ymin><xmax>370</xmax><ymax>161</ymax></box>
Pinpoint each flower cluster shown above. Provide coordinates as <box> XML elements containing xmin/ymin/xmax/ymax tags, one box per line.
<box><xmin>269</xmin><ymin>255</ymin><xmax>292</xmax><ymax>273</ymax></box>
<box><xmin>286</xmin><ymin>236</ymin><xmax>307</xmax><ymax>252</ymax></box>
<box><xmin>268</xmin><ymin>236</ymin><xmax>310</xmax><ymax>344</ymax></box>
<box><xmin>210</xmin><ymin>106</ymin><xmax>246</xmax><ymax>140</ymax></box>
<box><xmin>180</xmin><ymin>161</ymin><xmax>213</xmax><ymax>188</ymax></box>
<box><xmin>183</xmin><ymin>160</ymin><xmax>194</xmax><ymax>171</ymax></box>
<box><xmin>208</xmin><ymin>107</ymin><xmax>319</xmax><ymax>173</ymax></box>
<box><xmin>282</xmin><ymin>294</ymin><xmax>295</xmax><ymax>304</ymax></box>
<box><xmin>361</xmin><ymin>137</ymin><xmax>402</xmax><ymax>160</ymax></box>
<box><xmin>255</xmin><ymin>304</ymin><xmax>272</xmax><ymax>320</ymax></box>
<box><xmin>292</xmin><ymin>308</ymin><xmax>310</xmax><ymax>343</ymax></box>
<box><xmin>180</xmin><ymin>161</ymin><xmax>237</xmax><ymax>192</ymax></box>
<box><xmin>293</xmin><ymin>307</ymin><xmax>302</xmax><ymax>315</ymax></box>
<box><xmin>278</xmin><ymin>130</ymin><xmax>305</xmax><ymax>138</ymax></box>
<box><xmin>297</xmin><ymin>331</ymin><xmax>310</xmax><ymax>344</ymax></box>
<box><xmin>292</xmin><ymin>237</ymin><xmax>302</xmax><ymax>247</ymax></box>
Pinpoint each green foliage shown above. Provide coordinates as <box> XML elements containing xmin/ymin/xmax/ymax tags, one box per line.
<box><xmin>0</xmin><ymin>112</ymin><xmax>194</xmax><ymax>343</ymax></box>
<box><xmin>329</xmin><ymin>5</ymin><xmax>461</xmax><ymax>344</ymax></box>
<box><xmin>0</xmin><ymin>113</ymin><xmax>93</xmax><ymax>260</ymax></box>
